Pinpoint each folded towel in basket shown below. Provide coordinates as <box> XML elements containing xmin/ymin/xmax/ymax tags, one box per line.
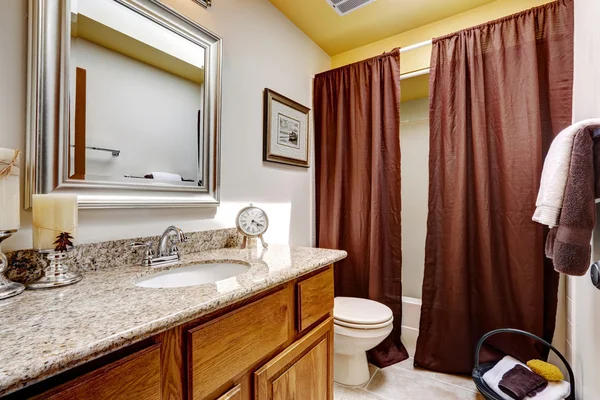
<box><xmin>498</xmin><ymin>365</ymin><xmax>547</xmax><ymax>399</ymax></box>
<box><xmin>483</xmin><ymin>356</ymin><xmax>570</xmax><ymax>400</ymax></box>
<box><xmin>531</xmin><ymin>381</ymin><xmax>571</xmax><ymax>400</ymax></box>
<box><xmin>483</xmin><ymin>356</ymin><xmax>527</xmax><ymax>400</ymax></box>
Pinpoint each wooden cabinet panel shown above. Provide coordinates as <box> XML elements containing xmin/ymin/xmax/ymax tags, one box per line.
<box><xmin>157</xmin><ymin>325</ymin><xmax>186</xmax><ymax>400</ymax></box>
<box><xmin>36</xmin><ymin>344</ymin><xmax>161</xmax><ymax>400</ymax></box>
<box><xmin>217</xmin><ymin>384</ymin><xmax>242</xmax><ymax>400</ymax></box>
<box><xmin>297</xmin><ymin>268</ymin><xmax>334</xmax><ymax>332</ymax></box>
<box><xmin>254</xmin><ymin>317</ymin><xmax>334</xmax><ymax>400</ymax></box>
<box><xmin>272</xmin><ymin>339</ymin><xmax>328</xmax><ymax>400</ymax></box>
<box><xmin>188</xmin><ymin>289</ymin><xmax>290</xmax><ymax>400</ymax></box>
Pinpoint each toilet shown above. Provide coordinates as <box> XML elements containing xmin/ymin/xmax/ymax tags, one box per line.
<box><xmin>333</xmin><ymin>297</ymin><xmax>394</xmax><ymax>386</ymax></box>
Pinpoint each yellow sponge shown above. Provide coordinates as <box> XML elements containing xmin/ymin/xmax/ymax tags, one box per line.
<box><xmin>527</xmin><ymin>359</ymin><xmax>564</xmax><ymax>382</ymax></box>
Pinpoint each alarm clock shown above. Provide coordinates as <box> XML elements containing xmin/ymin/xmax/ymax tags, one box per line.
<box><xmin>236</xmin><ymin>204</ymin><xmax>269</xmax><ymax>248</ymax></box>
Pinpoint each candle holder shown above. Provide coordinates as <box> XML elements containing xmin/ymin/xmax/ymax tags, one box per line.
<box><xmin>27</xmin><ymin>247</ymin><xmax>82</xmax><ymax>289</ymax></box>
<box><xmin>0</xmin><ymin>230</ymin><xmax>25</xmax><ymax>300</ymax></box>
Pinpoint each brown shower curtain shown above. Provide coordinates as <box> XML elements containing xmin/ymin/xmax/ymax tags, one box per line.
<box><xmin>314</xmin><ymin>49</ymin><xmax>408</xmax><ymax>367</ymax></box>
<box><xmin>415</xmin><ymin>0</ymin><xmax>573</xmax><ymax>374</ymax></box>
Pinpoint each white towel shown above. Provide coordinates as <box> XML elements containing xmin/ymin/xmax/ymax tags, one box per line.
<box><xmin>150</xmin><ymin>172</ymin><xmax>182</xmax><ymax>181</ymax></box>
<box><xmin>532</xmin><ymin>381</ymin><xmax>571</xmax><ymax>400</ymax></box>
<box><xmin>482</xmin><ymin>356</ymin><xmax>525</xmax><ymax>400</ymax></box>
<box><xmin>533</xmin><ymin>118</ymin><xmax>600</xmax><ymax>227</ymax></box>
<box><xmin>482</xmin><ymin>355</ymin><xmax>571</xmax><ymax>400</ymax></box>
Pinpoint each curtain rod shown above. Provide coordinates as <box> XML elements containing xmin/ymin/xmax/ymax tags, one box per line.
<box><xmin>400</xmin><ymin>68</ymin><xmax>430</xmax><ymax>81</ymax></box>
<box><xmin>399</xmin><ymin>39</ymin><xmax>432</xmax><ymax>53</ymax></box>
<box><xmin>398</xmin><ymin>40</ymin><xmax>432</xmax><ymax>80</ymax></box>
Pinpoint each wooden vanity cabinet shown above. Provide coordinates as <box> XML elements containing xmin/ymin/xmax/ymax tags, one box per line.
<box><xmin>19</xmin><ymin>266</ymin><xmax>334</xmax><ymax>400</ymax></box>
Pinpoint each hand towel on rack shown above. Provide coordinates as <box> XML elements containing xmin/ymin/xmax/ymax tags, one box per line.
<box><xmin>547</xmin><ymin>124</ymin><xmax>600</xmax><ymax>275</ymax></box>
<box><xmin>533</xmin><ymin>118</ymin><xmax>600</xmax><ymax>227</ymax></box>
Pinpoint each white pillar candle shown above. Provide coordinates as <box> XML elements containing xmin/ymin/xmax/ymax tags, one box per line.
<box><xmin>32</xmin><ymin>194</ymin><xmax>78</xmax><ymax>250</ymax></box>
<box><xmin>0</xmin><ymin>148</ymin><xmax>20</xmax><ymax>232</ymax></box>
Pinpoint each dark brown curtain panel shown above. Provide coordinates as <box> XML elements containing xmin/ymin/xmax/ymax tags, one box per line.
<box><xmin>314</xmin><ymin>49</ymin><xmax>408</xmax><ymax>367</ymax></box>
<box><xmin>415</xmin><ymin>0</ymin><xmax>573</xmax><ymax>374</ymax></box>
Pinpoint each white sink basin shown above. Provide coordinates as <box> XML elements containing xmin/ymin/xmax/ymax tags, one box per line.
<box><xmin>135</xmin><ymin>263</ymin><xmax>250</xmax><ymax>288</ymax></box>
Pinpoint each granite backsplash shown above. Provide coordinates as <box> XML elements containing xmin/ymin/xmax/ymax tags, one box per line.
<box><xmin>5</xmin><ymin>228</ymin><xmax>243</xmax><ymax>283</ymax></box>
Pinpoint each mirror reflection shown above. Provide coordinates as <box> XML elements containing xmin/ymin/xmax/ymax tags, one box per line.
<box><xmin>68</xmin><ymin>0</ymin><xmax>205</xmax><ymax>186</ymax></box>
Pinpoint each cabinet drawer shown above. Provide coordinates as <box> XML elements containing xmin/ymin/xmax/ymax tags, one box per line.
<box><xmin>188</xmin><ymin>289</ymin><xmax>290</xmax><ymax>400</ymax></box>
<box><xmin>297</xmin><ymin>268</ymin><xmax>334</xmax><ymax>332</ymax></box>
<box><xmin>36</xmin><ymin>344</ymin><xmax>161</xmax><ymax>400</ymax></box>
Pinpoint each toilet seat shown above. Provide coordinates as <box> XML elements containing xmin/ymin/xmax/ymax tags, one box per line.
<box><xmin>334</xmin><ymin>317</ymin><xmax>393</xmax><ymax>330</ymax></box>
<box><xmin>334</xmin><ymin>320</ymin><xmax>394</xmax><ymax>338</ymax></box>
<box><xmin>334</xmin><ymin>297</ymin><xmax>394</xmax><ymax>325</ymax></box>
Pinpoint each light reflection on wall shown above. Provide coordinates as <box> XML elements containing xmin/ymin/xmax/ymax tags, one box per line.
<box><xmin>215</xmin><ymin>202</ymin><xmax>292</xmax><ymax>245</ymax></box>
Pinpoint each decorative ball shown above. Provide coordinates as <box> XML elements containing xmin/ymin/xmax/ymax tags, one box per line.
<box><xmin>527</xmin><ymin>359</ymin><xmax>564</xmax><ymax>382</ymax></box>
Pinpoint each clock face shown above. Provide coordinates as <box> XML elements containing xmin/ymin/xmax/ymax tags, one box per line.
<box><xmin>237</xmin><ymin>206</ymin><xmax>268</xmax><ymax>236</ymax></box>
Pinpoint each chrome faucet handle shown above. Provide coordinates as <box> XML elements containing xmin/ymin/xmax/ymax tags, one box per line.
<box><xmin>169</xmin><ymin>243</ymin><xmax>180</xmax><ymax>256</ymax></box>
<box><xmin>168</xmin><ymin>235</ymin><xmax>190</xmax><ymax>256</ymax></box>
<box><xmin>131</xmin><ymin>241</ymin><xmax>154</xmax><ymax>266</ymax></box>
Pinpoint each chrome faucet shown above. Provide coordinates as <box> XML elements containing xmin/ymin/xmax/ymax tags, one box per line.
<box><xmin>158</xmin><ymin>226</ymin><xmax>187</xmax><ymax>258</ymax></box>
<box><xmin>131</xmin><ymin>226</ymin><xmax>189</xmax><ymax>267</ymax></box>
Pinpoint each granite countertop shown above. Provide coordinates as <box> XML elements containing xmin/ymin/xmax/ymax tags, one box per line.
<box><xmin>0</xmin><ymin>245</ymin><xmax>347</xmax><ymax>396</ymax></box>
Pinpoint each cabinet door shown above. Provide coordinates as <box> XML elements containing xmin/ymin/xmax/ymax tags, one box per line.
<box><xmin>217</xmin><ymin>384</ymin><xmax>242</xmax><ymax>400</ymax></box>
<box><xmin>254</xmin><ymin>318</ymin><xmax>333</xmax><ymax>400</ymax></box>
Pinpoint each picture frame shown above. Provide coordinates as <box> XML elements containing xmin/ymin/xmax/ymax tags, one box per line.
<box><xmin>263</xmin><ymin>89</ymin><xmax>311</xmax><ymax>168</ymax></box>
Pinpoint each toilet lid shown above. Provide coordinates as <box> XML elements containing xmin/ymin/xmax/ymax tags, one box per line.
<box><xmin>334</xmin><ymin>297</ymin><xmax>394</xmax><ymax>325</ymax></box>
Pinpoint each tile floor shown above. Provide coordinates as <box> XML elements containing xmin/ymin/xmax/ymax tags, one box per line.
<box><xmin>334</xmin><ymin>358</ymin><xmax>484</xmax><ymax>400</ymax></box>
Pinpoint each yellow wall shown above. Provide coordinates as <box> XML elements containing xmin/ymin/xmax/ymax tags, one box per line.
<box><xmin>331</xmin><ymin>0</ymin><xmax>555</xmax><ymax>73</ymax></box>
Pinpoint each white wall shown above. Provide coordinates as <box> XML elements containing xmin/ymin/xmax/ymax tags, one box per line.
<box><xmin>71</xmin><ymin>38</ymin><xmax>202</xmax><ymax>180</ymax></box>
<box><xmin>400</xmin><ymin>98</ymin><xmax>429</xmax><ymax>299</ymax></box>
<box><xmin>570</xmin><ymin>0</ymin><xmax>600</xmax><ymax>397</ymax></box>
<box><xmin>1</xmin><ymin>0</ymin><xmax>330</xmax><ymax>251</ymax></box>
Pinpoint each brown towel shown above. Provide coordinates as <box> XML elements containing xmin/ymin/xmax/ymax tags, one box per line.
<box><xmin>499</xmin><ymin>365</ymin><xmax>548</xmax><ymax>400</ymax></box>
<box><xmin>547</xmin><ymin>125</ymin><xmax>600</xmax><ymax>276</ymax></box>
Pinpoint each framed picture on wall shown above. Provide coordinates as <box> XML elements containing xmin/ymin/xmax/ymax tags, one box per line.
<box><xmin>263</xmin><ymin>89</ymin><xmax>310</xmax><ymax>168</ymax></box>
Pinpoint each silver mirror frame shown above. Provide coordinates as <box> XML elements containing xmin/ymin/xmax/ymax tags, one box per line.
<box><xmin>25</xmin><ymin>0</ymin><xmax>222</xmax><ymax>209</ymax></box>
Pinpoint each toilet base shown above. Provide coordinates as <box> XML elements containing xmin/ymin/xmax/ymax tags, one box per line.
<box><xmin>334</xmin><ymin>351</ymin><xmax>370</xmax><ymax>386</ymax></box>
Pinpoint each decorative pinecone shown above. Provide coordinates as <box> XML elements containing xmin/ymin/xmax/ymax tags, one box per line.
<box><xmin>54</xmin><ymin>232</ymin><xmax>74</xmax><ymax>252</ymax></box>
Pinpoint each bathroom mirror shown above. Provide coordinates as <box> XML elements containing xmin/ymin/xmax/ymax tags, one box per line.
<box><xmin>25</xmin><ymin>0</ymin><xmax>222</xmax><ymax>208</ymax></box>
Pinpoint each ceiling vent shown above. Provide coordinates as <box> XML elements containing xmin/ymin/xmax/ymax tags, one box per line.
<box><xmin>326</xmin><ymin>0</ymin><xmax>377</xmax><ymax>16</ymax></box>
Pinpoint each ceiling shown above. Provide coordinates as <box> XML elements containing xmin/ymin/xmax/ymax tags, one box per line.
<box><xmin>268</xmin><ymin>0</ymin><xmax>495</xmax><ymax>55</ymax></box>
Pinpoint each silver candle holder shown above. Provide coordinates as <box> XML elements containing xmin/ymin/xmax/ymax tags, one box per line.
<box><xmin>0</xmin><ymin>230</ymin><xmax>25</xmax><ymax>300</ymax></box>
<box><xmin>27</xmin><ymin>247</ymin><xmax>82</xmax><ymax>289</ymax></box>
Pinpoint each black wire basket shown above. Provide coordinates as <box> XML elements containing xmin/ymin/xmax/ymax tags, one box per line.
<box><xmin>472</xmin><ymin>328</ymin><xmax>575</xmax><ymax>400</ymax></box>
